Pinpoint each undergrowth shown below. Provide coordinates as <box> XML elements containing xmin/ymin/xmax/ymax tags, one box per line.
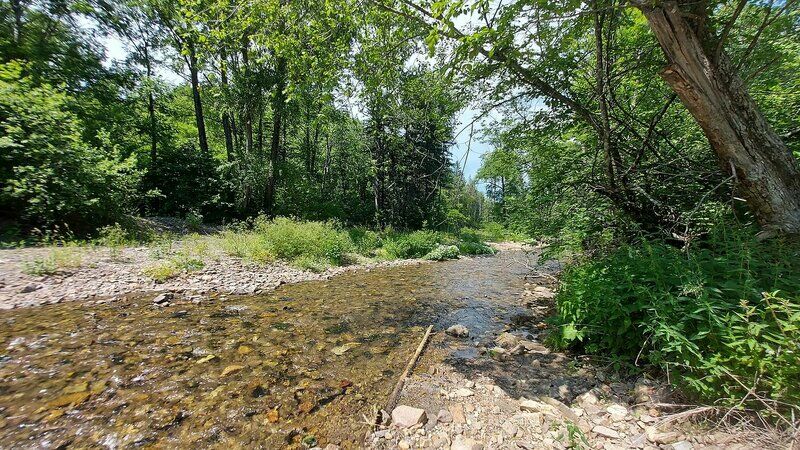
<box><xmin>549</xmin><ymin>223</ymin><xmax>800</xmax><ymax>417</ymax></box>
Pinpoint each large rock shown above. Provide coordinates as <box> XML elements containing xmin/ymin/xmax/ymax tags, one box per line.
<box><xmin>446</xmin><ymin>324</ymin><xmax>469</xmax><ymax>338</ymax></box>
<box><xmin>391</xmin><ymin>405</ymin><xmax>427</xmax><ymax>428</ymax></box>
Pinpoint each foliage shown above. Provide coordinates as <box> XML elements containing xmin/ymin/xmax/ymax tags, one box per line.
<box><xmin>550</xmin><ymin>222</ymin><xmax>800</xmax><ymax>410</ymax></box>
<box><xmin>422</xmin><ymin>244</ymin><xmax>460</xmax><ymax>261</ymax></box>
<box><xmin>21</xmin><ymin>246</ymin><xmax>84</xmax><ymax>276</ymax></box>
<box><xmin>0</xmin><ymin>62</ymin><xmax>139</xmax><ymax>231</ymax></box>
<box><xmin>382</xmin><ymin>230</ymin><xmax>443</xmax><ymax>259</ymax></box>
<box><xmin>142</xmin><ymin>254</ymin><xmax>204</xmax><ymax>282</ymax></box>
<box><xmin>253</xmin><ymin>217</ymin><xmax>353</xmax><ymax>265</ymax></box>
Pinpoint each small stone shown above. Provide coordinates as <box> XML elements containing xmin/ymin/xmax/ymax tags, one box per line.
<box><xmin>495</xmin><ymin>332</ymin><xmax>521</xmax><ymax>349</ymax></box>
<box><xmin>20</xmin><ymin>283</ymin><xmax>42</xmax><ymax>293</ymax></box>
<box><xmin>451</xmin><ymin>435</ymin><xmax>483</xmax><ymax>450</ymax></box>
<box><xmin>668</xmin><ymin>441</ymin><xmax>693</xmax><ymax>450</ymax></box>
<box><xmin>452</xmin><ymin>388</ymin><xmax>474</xmax><ymax>397</ymax></box>
<box><xmin>323</xmin><ymin>445</ymin><xmax>340</xmax><ymax>450</ymax></box>
<box><xmin>331</xmin><ymin>342</ymin><xmax>359</xmax><ymax>355</ymax></box>
<box><xmin>391</xmin><ymin>405</ymin><xmax>427</xmax><ymax>428</ymax></box>
<box><xmin>446</xmin><ymin>324</ymin><xmax>469</xmax><ymax>338</ymax></box>
<box><xmin>398</xmin><ymin>439</ymin><xmax>411</xmax><ymax>449</ymax></box>
<box><xmin>152</xmin><ymin>292</ymin><xmax>173</xmax><ymax>304</ymax></box>
<box><xmin>238</xmin><ymin>345</ymin><xmax>252</xmax><ymax>354</ymax></box>
<box><xmin>593</xmin><ymin>425</ymin><xmax>621</xmax><ymax>439</ymax></box>
<box><xmin>220</xmin><ymin>365</ymin><xmax>245</xmax><ymax>377</ymax></box>
<box><xmin>519</xmin><ymin>399</ymin><xmax>549</xmax><ymax>413</ymax></box>
<box><xmin>606</xmin><ymin>404</ymin><xmax>628</xmax><ymax>421</ymax></box>
<box><xmin>646</xmin><ymin>428</ymin><xmax>679</xmax><ymax>444</ymax></box>
<box><xmin>266</xmin><ymin>409</ymin><xmax>279</xmax><ymax>423</ymax></box>
<box><xmin>449</xmin><ymin>404</ymin><xmax>466</xmax><ymax>424</ymax></box>
<box><xmin>48</xmin><ymin>392</ymin><xmax>90</xmax><ymax>408</ymax></box>
<box><xmin>196</xmin><ymin>354</ymin><xmax>218</xmax><ymax>364</ymax></box>
<box><xmin>437</xmin><ymin>409</ymin><xmax>453</xmax><ymax>423</ymax></box>
<box><xmin>502</xmin><ymin>421</ymin><xmax>519</xmax><ymax>437</ymax></box>
<box><xmin>62</xmin><ymin>381</ymin><xmax>89</xmax><ymax>394</ymax></box>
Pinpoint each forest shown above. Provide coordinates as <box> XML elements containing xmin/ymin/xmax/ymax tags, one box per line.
<box><xmin>1</xmin><ymin>0</ymin><xmax>799</xmax><ymax>445</ymax></box>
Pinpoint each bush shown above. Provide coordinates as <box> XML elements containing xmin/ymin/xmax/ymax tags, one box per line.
<box><xmin>456</xmin><ymin>240</ymin><xmax>496</xmax><ymax>256</ymax></box>
<box><xmin>382</xmin><ymin>230</ymin><xmax>442</xmax><ymax>259</ymax></box>
<box><xmin>423</xmin><ymin>244</ymin><xmax>460</xmax><ymax>261</ymax></box>
<box><xmin>0</xmin><ymin>62</ymin><xmax>139</xmax><ymax>231</ymax></box>
<box><xmin>550</xmin><ymin>225</ymin><xmax>800</xmax><ymax>412</ymax></box>
<box><xmin>253</xmin><ymin>217</ymin><xmax>353</xmax><ymax>264</ymax></box>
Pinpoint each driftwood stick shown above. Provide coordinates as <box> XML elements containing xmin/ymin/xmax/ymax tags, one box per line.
<box><xmin>376</xmin><ymin>325</ymin><xmax>434</xmax><ymax>427</ymax></box>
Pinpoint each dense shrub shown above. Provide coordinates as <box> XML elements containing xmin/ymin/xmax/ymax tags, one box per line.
<box><xmin>550</xmin><ymin>225</ymin><xmax>800</xmax><ymax>411</ymax></box>
<box><xmin>382</xmin><ymin>230</ymin><xmax>443</xmax><ymax>259</ymax></box>
<box><xmin>0</xmin><ymin>62</ymin><xmax>138</xmax><ymax>231</ymax></box>
<box><xmin>253</xmin><ymin>217</ymin><xmax>353</xmax><ymax>264</ymax></box>
<box><xmin>423</xmin><ymin>244</ymin><xmax>460</xmax><ymax>261</ymax></box>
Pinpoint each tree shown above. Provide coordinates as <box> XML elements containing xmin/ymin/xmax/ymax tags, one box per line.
<box><xmin>633</xmin><ymin>0</ymin><xmax>800</xmax><ymax>235</ymax></box>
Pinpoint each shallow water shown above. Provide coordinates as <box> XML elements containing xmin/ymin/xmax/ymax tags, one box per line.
<box><xmin>0</xmin><ymin>250</ymin><xmax>533</xmax><ymax>449</ymax></box>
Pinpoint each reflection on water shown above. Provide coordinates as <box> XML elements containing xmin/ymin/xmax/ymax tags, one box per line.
<box><xmin>0</xmin><ymin>251</ymin><xmax>531</xmax><ymax>448</ymax></box>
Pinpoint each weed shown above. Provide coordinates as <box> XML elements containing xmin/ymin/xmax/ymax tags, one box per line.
<box><xmin>22</xmin><ymin>246</ymin><xmax>84</xmax><ymax>275</ymax></box>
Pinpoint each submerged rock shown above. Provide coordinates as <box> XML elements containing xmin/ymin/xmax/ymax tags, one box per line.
<box><xmin>445</xmin><ymin>324</ymin><xmax>469</xmax><ymax>338</ymax></box>
<box><xmin>220</xmin><ymin>365</ymin><xmax>244</xmax><ymax>377</ymax></box>
<box><xmin>391</xmin><ymin>405</ymin><xmax>427</xmax><ymax>428</ymax></box>
<box><xmin>152</xmin><ymin>292</ymin><xmax>173</xmax><ymax>305</ymax></box>
<box><xmin>331</xmin><ymin>342</ymin><xmax>359</xmax><ymax>355</ymax></box>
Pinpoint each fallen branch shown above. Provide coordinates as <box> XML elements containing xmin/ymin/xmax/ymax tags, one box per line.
<box><xmin>375</xmin><ymin>325</ymin><xmax>434</xmax><ymax>428</ymax></box>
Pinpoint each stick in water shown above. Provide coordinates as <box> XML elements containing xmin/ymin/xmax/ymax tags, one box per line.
<box><xmin>376</xmin><ymin>324</ymin><xmax>434</xmax><ymax>427</ymax></box>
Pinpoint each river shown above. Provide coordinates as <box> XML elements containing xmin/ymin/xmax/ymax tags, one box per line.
<box><xmin>0</xmin><ymin>250</ymin><xmax>536</xmax><ymax>449</ymax></box>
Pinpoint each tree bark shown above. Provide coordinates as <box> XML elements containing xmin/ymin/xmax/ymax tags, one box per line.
<box><xmin>638</xmin><ymin>1</ymin><xmax>800</xmax><ymax>234</ymax></box>
<box><xmin>265</xmin><ymin>57</ymin><xmax>287</xmax><ymax>214</ymax></box>
<box><xmin>188</xmin><ymin>41</ymin><xmax>209</xmax><ymax>155</ymax></box>
<box><xmin>144</xmin><ymin>45</ymin><xmax>158</xmax><ymax>165</ymax></box>
<box><xmin>220</xmin><ymin>51</ymin><xmax>235</xmax><ymax>161</ymax></box>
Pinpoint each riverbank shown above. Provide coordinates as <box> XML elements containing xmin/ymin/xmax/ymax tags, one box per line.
<box><xmin>366</xmin><ymin>267</ymin><xmax>781</xmax><ymax>450</ymax></box>
<box><xmin>0</xmin><ymin>243</ymin><xmax>433</xmax><ymax>309</ymax></box>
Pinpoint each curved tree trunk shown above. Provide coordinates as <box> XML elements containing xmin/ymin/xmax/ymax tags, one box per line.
<box><xmin>637</xmin><ymin>1</ymin><xmax>800</xmax><ymax>234</ymax></box>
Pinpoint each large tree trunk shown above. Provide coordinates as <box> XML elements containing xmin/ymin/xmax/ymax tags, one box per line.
<box><xmin>638</xmin><ymin>2</ymin><xmax>800</xmax><ymax>234</ymax></box>
<box><xmin>144</xmin><ymin>46</ymin><xmax>158</xmax><ymax>165</ymax></box>
<box><xmin>188</xmin><ymin>42</ymin><xmax>209</xmax><ymax>155</ymax></box>
<box><xmin>265</xmin><ymin>57</ymin><xmax>287</xmax><ymax>215</ymax></box>
<box><xmin>220</xmin><ymin>51</ymin><xmax>235</xmax><ymax>161</ymax></box>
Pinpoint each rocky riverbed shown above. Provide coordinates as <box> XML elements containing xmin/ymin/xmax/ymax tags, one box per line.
<box><xmin>366</xmin><ymin>282</ymin><xmax>775</xmax><ymax>450</ymax></box>
<box><xmin>0</xmin><ymin>244</ymin><xmax>428</xmax><ymax>309</ymax></box>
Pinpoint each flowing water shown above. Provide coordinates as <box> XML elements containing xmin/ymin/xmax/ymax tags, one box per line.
<box><xmin>0</xmin><ymin>250</ymin><xmax>534</xmax><ymax>449</ymax></box>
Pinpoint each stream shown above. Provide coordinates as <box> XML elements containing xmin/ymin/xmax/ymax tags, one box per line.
<box><xmin>0</xmin><ymin>250</ymin><xmax>535</xmax><ymax>449</ymax></box>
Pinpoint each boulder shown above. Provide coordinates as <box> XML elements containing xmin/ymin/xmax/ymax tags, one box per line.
<box><xmin>391</xmin><ymin>405</ymin><xmax>427</xmax><ymax>428</ymax></box>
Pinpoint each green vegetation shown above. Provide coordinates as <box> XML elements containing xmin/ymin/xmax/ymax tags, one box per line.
<box><xmin>2</xmin><ymin>0</ymin><xmax>799</xmax><ymax>427</ymax></box>
<box><xmin>550</xmin><ymin>223</ymin><xmax>800</xmax><ymax>412</ymax></box>
<box><xmin>21</xmin><ymin>246</ymin><xmax>84</xmax><ymax>276</ymax></box>
<box><xmin>210</xmin><ymin>217</ymin><xmax>493</xmax><ymax>269</ymax></box>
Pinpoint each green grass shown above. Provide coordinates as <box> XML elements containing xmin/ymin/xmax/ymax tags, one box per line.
<box><xmin>209</xmin><ymin>217</ymin><xmax>496</xmax><ymax>270</ymax></box>
<box><xmin>21</xmin><ymin>246</ymin><xmax>84</xmax><ymax>275</ymax></box>
<box><xmin>142</xmin><ymin>254</ymin><xmax>205</xmax><ymax>282</ymax></box>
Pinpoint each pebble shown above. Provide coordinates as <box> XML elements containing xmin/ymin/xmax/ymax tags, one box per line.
<box><xmin>450</xmin><ymin>435</ymin><xmax>483</xmax><ymax>450</ymax></box>
<box><xmin>593</xmin><ymin>425</ymin><xmax>622</xmax><ymax>439</ymax></box>
<box><xmin>452</xmin><ymin>388</ymin><xmax>474</xmax><ymax>398</ymax></box>
<box><xmin>446</xmin><ymin>324</ymin><xmax>470</xmax><ymax>338</ymax></box>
